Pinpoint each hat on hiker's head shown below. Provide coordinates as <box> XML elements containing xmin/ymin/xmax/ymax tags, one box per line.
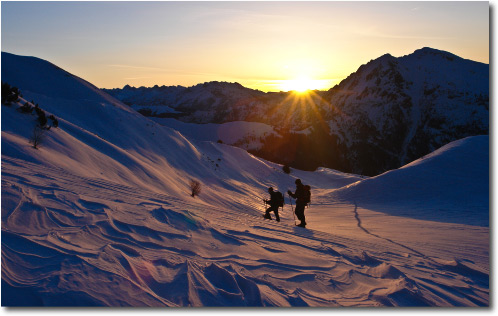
<box><xmin>268</xmin><ymin>187</ymin><xmax>274</xmax><ymax>192</ymax></box>
<box><xmin>295</xmin><ymin>179</ymin><xmax>302</xmax><ymax>185</ymax></box>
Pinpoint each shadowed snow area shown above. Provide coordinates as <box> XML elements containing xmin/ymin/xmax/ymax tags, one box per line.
<box><xmin>1</xmin><ymin>52</ymin><xmax>489</xmax><ymax>306</ymax></box>
<box><xmin>329</xmin><ymin>136</ymin><xmax>489</xmax><ymax>227</ymax></box>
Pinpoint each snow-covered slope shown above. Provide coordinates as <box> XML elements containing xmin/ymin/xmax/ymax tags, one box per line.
<box><xmin>1</xmin><ymin>52</ymin><xmax>489</xmax><ymax>306</ymax></box>
<box><xmin>1</xmin><ymin>52</ymin><xmax>285</xmax><ymax>207</ymax></box>
<box><xmin>330</xmin><ymin>136</ymin><xmax>489</xmax><ymax>227</ymax></box>
<box><xmin>149</xmin><ymin>118</ymin><xmax>277</xmax><ymax>150</ymax></box>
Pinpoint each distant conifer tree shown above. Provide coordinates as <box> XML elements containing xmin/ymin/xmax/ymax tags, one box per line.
<box><xmin>283</xmin><ymin>164</ymin><xmax>291</xmax><ymax>174</ymax></box>
<box><xmin>49</xmin><ymin>115</ymin><xmax>59</xmax><ymax>128</ymax></box>
<box><xmin>37</xmin><ymin>109</ymin><xmax>47</xmax><ymax>127</ymax></box>
<box><xmin>1</xmin><ymin>82</ymin><xmax>20</xmax><ymax>104</ymax></box>
<box><xmin>20</xmin><ymin>102</ymin><xmax>33</xmax><ymax>113</ymax></box>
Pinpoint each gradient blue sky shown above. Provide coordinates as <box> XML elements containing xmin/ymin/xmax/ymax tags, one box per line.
<box><xmin>1</xmin><ymin>1</ymin><xmax>489</xmax><ymax>91</ymax></box>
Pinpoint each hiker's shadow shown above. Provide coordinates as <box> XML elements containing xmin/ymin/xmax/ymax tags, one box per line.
<box><xmin>292</xmin><ymin>226</ymin><xmax>315</xmax><ymax>237</ymax></box>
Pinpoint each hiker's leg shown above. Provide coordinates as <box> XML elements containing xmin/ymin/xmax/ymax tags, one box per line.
<box><xmin>265</xmin><ymin>207</ymin><xmax>272</xmax><ymax>219</ymax></box>
<box><xmin>296</xmin><ymin>203</ymin><xmax>305</xmax><ymax>225</ymax></box>
<box><xmin>273</xmin><ymin>207</ymin><xmax>280</xmax><ymax>222</ymax></box>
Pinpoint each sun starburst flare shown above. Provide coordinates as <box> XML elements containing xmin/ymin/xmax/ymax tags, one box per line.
<box><xmin>279</xmin><ymin>76</ymin><xmax>331</xmax><ymax>92</ymax></box>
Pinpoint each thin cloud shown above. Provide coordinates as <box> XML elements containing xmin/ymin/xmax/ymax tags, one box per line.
<box><xmin>353</xmin><ymin>28</ymin><xmax>453</xmax><ymax>40</ymax></box>
<box><xmin>108</xmin><ymin>64</ymin><xmax>166</xmax><ymax>71</ymax></box>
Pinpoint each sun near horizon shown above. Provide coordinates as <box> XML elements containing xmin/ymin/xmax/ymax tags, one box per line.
<box><xmin>1</xmin><ymin>1</ymin><xmax>489</xmax><ymax>93</ymax></box>
<box><xmin>276</xmin><ymin>75</ymin><xmax>332</xmax><ymax>93</ymax></box>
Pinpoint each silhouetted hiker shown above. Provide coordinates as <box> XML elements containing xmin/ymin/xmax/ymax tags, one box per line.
<box><xmin>288</xmin><ymin>179</ymin><xmax>310</xmax><ymax>227</ymax></box>
<box><xmin>263</xmin><ymin>187</ymin><xmax>283</xmax><ymax>222</ymax></box>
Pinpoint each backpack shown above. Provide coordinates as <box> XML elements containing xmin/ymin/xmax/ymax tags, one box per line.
<box><xmin>275</xmin><ymin>191</ymin><xmax>284</xmax><ymax>207</ymax></box>
<box><xmin>303</xmin><ymin>185</ymin><xmax>311</xmax><ymax>204</ymax></box>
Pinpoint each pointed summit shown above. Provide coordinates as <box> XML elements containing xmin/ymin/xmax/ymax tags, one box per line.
<box><xmin>406</xmin><ymin>47</ymin><xmax>461</xmax><ymax>61</ymax></box>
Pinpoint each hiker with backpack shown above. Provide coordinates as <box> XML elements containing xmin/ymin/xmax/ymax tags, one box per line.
<box><xmin>263</xmin><ymin>187</ymin><xmax>284</xmax><ymax>222</ymax></box>
<box><xmin>288</xmin><ymin>179</ymin><xmax>311</xmax><ymax>228</ymax></box>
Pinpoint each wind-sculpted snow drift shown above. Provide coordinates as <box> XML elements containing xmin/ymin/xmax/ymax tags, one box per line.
<box><xmin>1</xmin><ymin>52</ymin><xmax>489</xmax><ymax>306</ymax></box>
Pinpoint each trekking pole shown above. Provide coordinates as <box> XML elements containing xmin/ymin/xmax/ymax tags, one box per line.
<box><xmin>288</xmin><ymin>193</ymin><xmax>296</xmax><ymax>224</ymax></box>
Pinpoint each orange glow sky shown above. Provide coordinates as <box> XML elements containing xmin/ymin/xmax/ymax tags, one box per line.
<box><xmin>1</xmin><ymin>1</ymin><xmax>489</xmax><ymax>92</ymax></box>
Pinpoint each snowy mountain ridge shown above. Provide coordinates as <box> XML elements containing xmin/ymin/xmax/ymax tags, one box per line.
<box><xmin>105</xmin><ymin>47</ymin><xmax>488</xmax><ymax>175</ymax></box>
<box><xmin>325</xmin><ymin>46</ymin><xmax>488</xmax><ymax>174</ymax></box>
<box><xmin>1</xmin><ymin>51</ymin><xmax>489</xmax><ymax>306</ymax></box>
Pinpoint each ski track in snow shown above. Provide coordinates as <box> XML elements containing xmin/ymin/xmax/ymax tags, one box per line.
<box><xmin>352</xmin><ymin>202</ymin><xmax>437</xmax><ymax>264</ymax></box>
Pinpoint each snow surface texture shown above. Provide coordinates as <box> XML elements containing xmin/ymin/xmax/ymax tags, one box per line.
<box><xmin>1</xmin><ymin>52</ymin><xmax>489</xmax><ymax>306</ymax></box>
